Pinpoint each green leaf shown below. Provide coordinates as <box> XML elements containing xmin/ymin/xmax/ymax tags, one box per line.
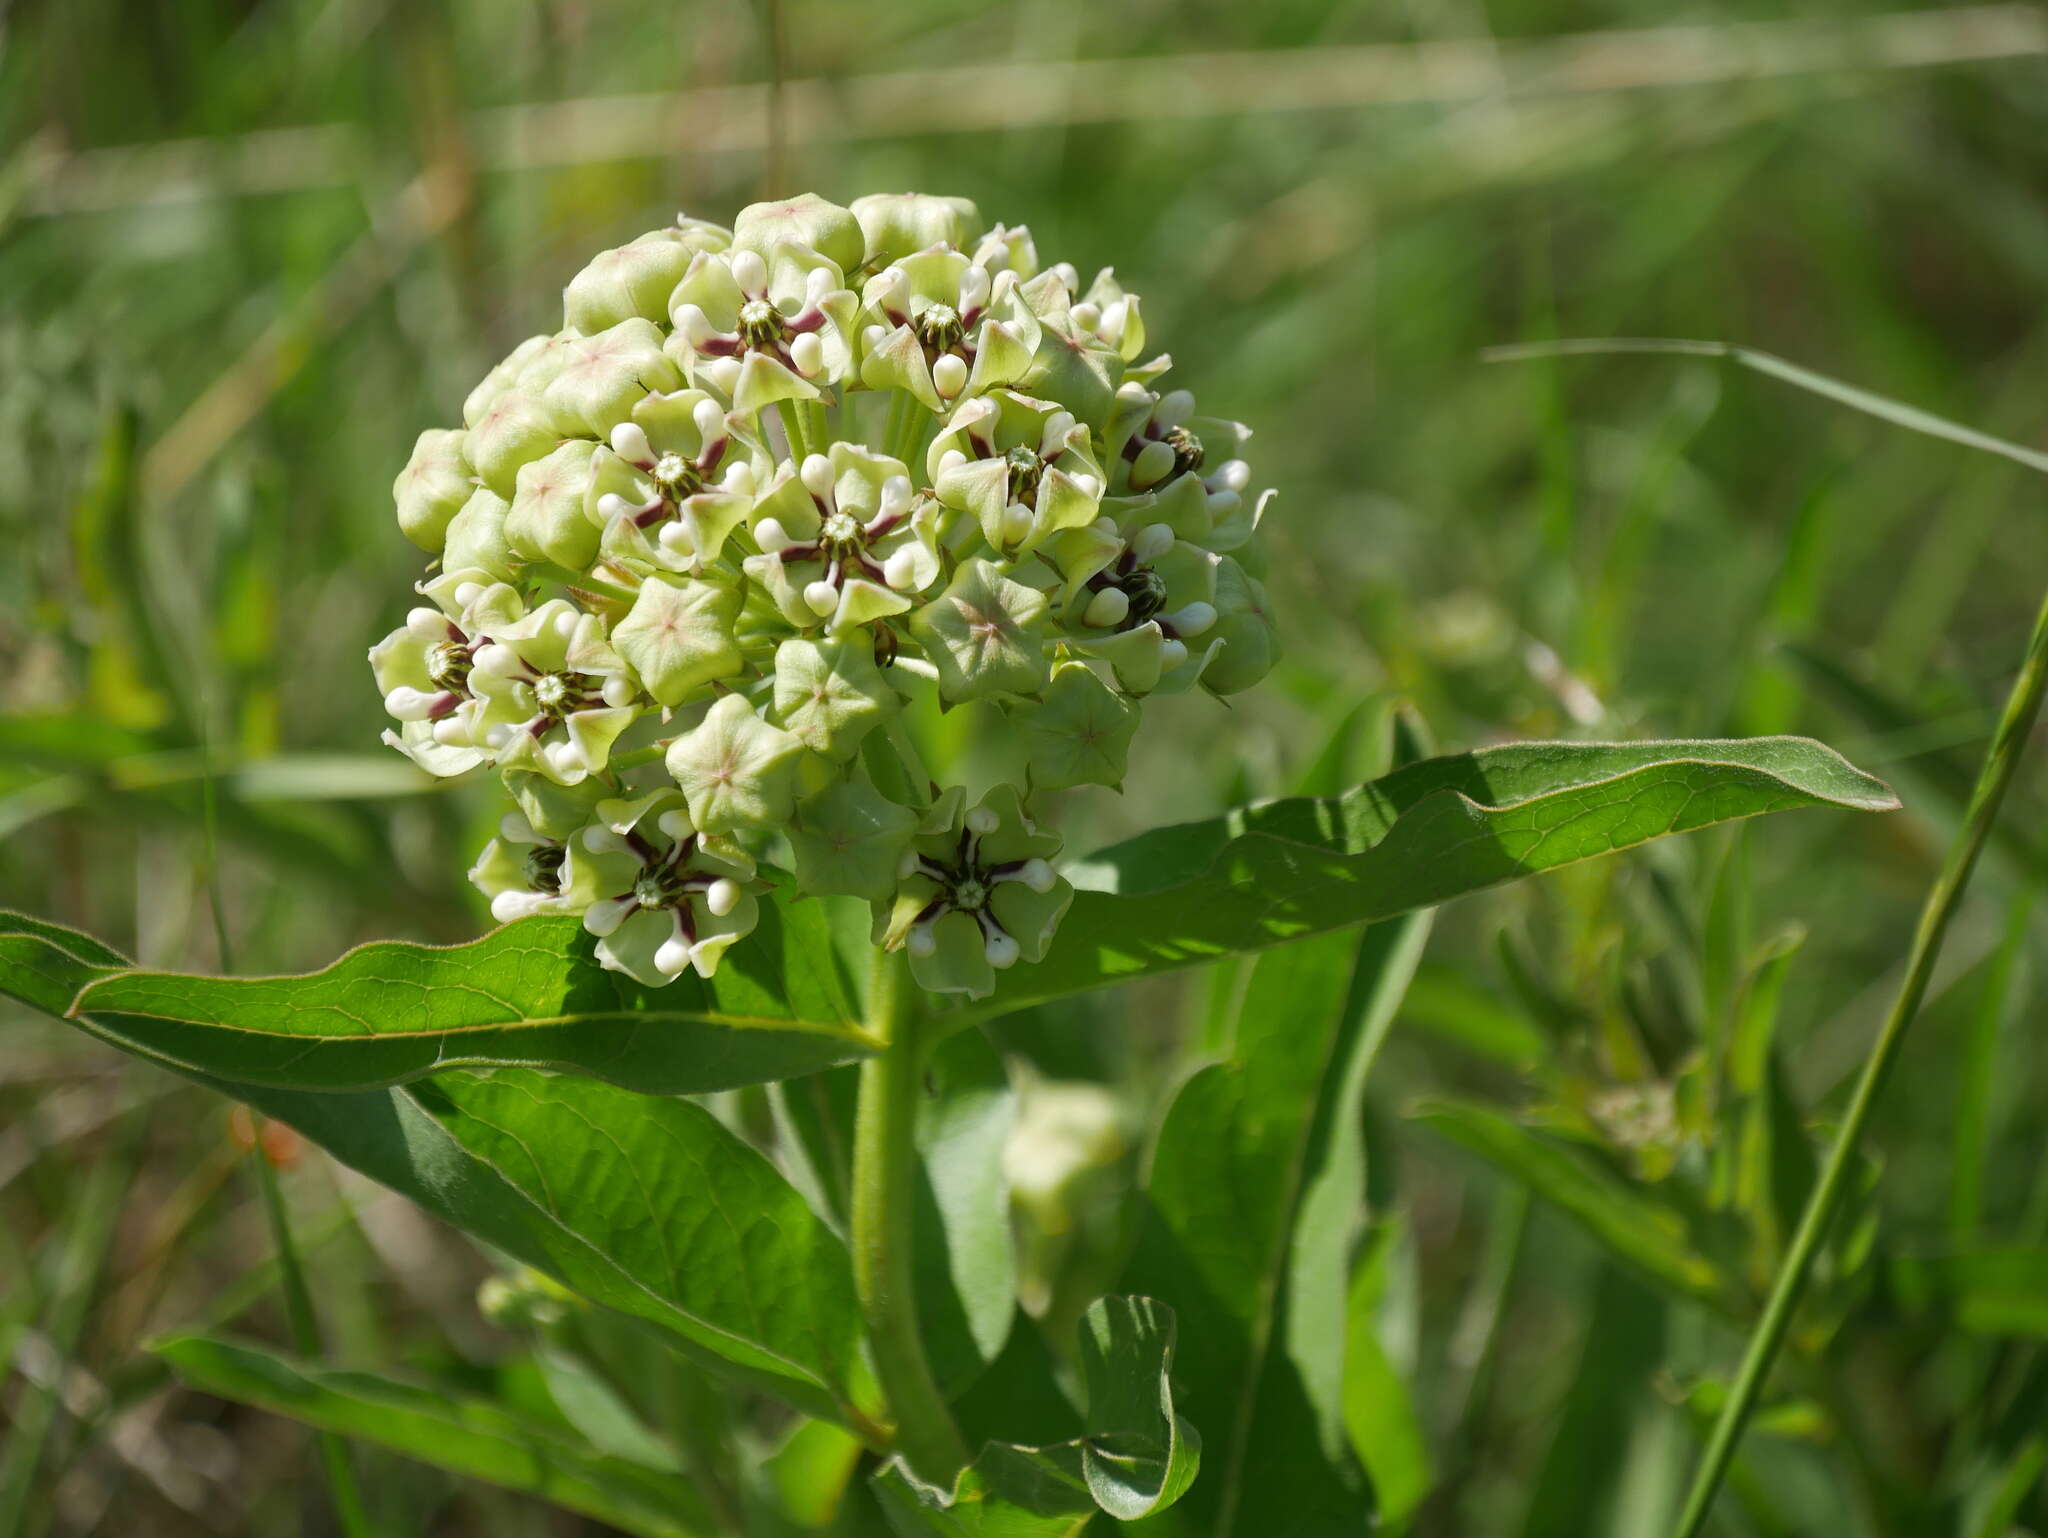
<box><xmin>152</xmin><ymin>1334</ymin><xmax>713</xmax><ymax>1538</ymax></box>
<box><xmin>0</xmin><ymin>914</ymin><xmax>877</xmax><ymax>1429</ymax></box>
<box><xmin>67</xmin><ymin>906</ymin><xmax>875</xmax><ymax>1096</ymax></box>
<box><xmin>957</xmin><ymin>737</ymin><xmax>1896</xmax><ymax>1020</ymax></box>
<box><xmin>874</xmin><ymin>1297</ymin><xmax>1198</xmax><ymax>1535</ymax></box>
<box><xmin>0</xmin><ymin>910</ymin><xmax>127</xmax><ymax>1014</ymax></box>
<box><xmin>410</xmin><ymin>1068</ymin><xmax>871</xmax><ymax>1413</ymax></box>
<box><xmin>915</xmin><ymin>1028</ymin><xmax>1018</xmax><ymax>1396</ymax></box>
<box><xmin>1411</xmin><ymin>1098</ymin><xmax>1726</xmax><ymax>1307</ymax></box>
<box><xmin>872</xmin><ymin>1442</ymin><xmax>1095</xmax><ymax>1538</ymax></box>
<box><xmin>1075</xmin><ymin>1295</ymin><xmax>1200</xmax><ymax>1520</ymax></box>
<box><xmin>1118</xmin><ymin>919</ymin><xmax>1430</xmax><ymax>1535</ymax></box>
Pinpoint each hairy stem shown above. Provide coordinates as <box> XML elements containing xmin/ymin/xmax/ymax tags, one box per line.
<box><xmin>1671</xmin><ymin>583</ymin><xmax>2048</xmax><ymax>1538</ymax></box>
<box><xmin>850</xmin><ymin>946</ymin><xmax>970</xmax><ymax>1482</ymax></box>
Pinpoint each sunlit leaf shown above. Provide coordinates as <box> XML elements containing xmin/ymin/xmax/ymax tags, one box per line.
<box><xmin>956</xmin><ymin>737</ymin><xmax>1896</xmax><ymax>1021</ymax></box>
<box><xmin>69</xmin><ymin>905</ymin><xmax>872</xmax><ymax>1096</ymax></box>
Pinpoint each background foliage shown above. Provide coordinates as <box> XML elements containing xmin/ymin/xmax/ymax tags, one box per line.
<box><xmin>5</xmin><ymin>0</ymin><xmax>2048</xmax><ymax>1533</ymax></box>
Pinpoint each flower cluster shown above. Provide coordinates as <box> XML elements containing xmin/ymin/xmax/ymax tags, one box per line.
<box><xmin>375</xmin><ymin>193</ymin><xmax>1278</xmax><ymax>997</ymax></box>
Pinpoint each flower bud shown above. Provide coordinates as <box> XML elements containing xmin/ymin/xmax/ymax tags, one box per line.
<box><xmin>393</xmin><ymin>428</ymin><xmax>475</xmax><ymax>552</ymax></box>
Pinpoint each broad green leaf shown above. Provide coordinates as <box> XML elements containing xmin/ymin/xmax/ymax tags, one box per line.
<box><xmin>915</xmin><ymin>1028</ymin><xmax>1018</xmax><ymax>1396</ymax></box>
<box><xmin>0</xmin><ymin>910</ymin><xmax>127</xmax><ymax>1014</ymax></box>
<box><xmin>153</xmin><ymin>1334</ymin><xmax>712</xmax><ymax>1538</ymax></box>
<box><xmin>1118</xmin><ymin>921</ymin><xmax>1428</xmax><ymax>1535</ymax></box>
<box><xmin>1075</xmin><ymin>1295</ymin><xmax>1199</xmax><ymax>1521</ymax></box>
<box><xmin>872</xmin><ymin>1442</ymin><xmax>1094</xmax><ymax>1538</ymax></box>
<box><xmin>1411</xmin><ymin>1099</ymin><xmax>1726</xmax><ymax>1307</ymax></box>
<box><xmin>956</xmin><ymin>737</ymin><xmax>1895</xmax><ymax>1020</ymax></box>
<box><xmin>68</xmin><ymin>905</ymin><xmax>873</xmax><ymax>1096</ymax></box>
<box><xmin>0</xmin><ymin>914</ymin><xmax>877</xmax><ymax>1429</ymax></box>
<box><xmin>411</xmin><ymin>1068</ymin><xmax>871</xmax><ymax>1411</ymax></box>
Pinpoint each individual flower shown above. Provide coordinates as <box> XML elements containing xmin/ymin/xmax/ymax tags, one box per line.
<box><xmin>589</xmin><ymin>389</ymin><xmax>760</xmax><ymax>575</ymax></box>
<box><xmin>609</xmin><ymin>573</ymin><xmax>746</xmax><ymax>709</ymax></box>
<box><xmin>788</xmin><ymin>779</ymin><xmax>920</xmax><ymax>901</ymax></box>
<box><xmin>731</xmin><ymin>193</ymin><xmax>867</xmax><ymax>276</ymax></box>
<box><xmin>769</xmin><ymin>635</ymin><xmax>898</xmax><ymax>763</ymax></box>
<box><xmin>505</xmin><ymin>440</ymin><xmax>601</xmax><ymax>570</ymax></box>
<box><xmin>927</xmin><ymin>390</ymin><xmax>1104</xmax><ymax>555</ymax></box>
<box><xmin>537</xmin><ymin>319</ymin><xmax>683</xmax><ymax>440</ymax></box>
<box><xmin>468</xmin><ymin>808</ymin><xmax>585</xmax><ymax>923</ymax></box>
<box><xmin>668</xmin><ymin>246</ymin><xmax>858</xmax><ymax>414</ymax></box>
<box><xmin>851</xmin><ymin>192</ymin><xmax>982</xmax><ymax>269</ymax></box>
<box><xmin>565</xmin><ymin>791</ymin><xmax>762</xmax><ymax>983</ymax></box>
<box><xmin>371</xmin><ymin>603</ymin><xmax>497</xmax><ymax>776</ymax></box>
<box><xmin>1199</xmin><ymin>555</ymin><xmax>1280</xmax><ymax>695</ymax></box>
<box><xmin>1106</xmin><ymin>386</ymin><xmax>1254</xmax><ymax>509</ymax></box>
<box><xmin>1022</xmin><ymin>662</ymin><xmax>1140</xmax><ymax>790</ymax></box>
<box><xmin>1048</xmin><ymin>507</ymin><xmax>1222</xmax><ymax>695</ymax></box>
<box><xmin>908</xmin><ymin>558</ymin><xmax>1053</xmax><ymax>702</ymax></box>
<box><xmin>562</xmin><ymin>221</ymin><xmax>731</xmax><ymax>334</ymax></box>
<box><xmin>467</xmin><ymin>598</ymin><xmax>643</xmax><ymax>784</ymax></box>
<box><xmin>392</xmin><ymin>428</ymin><xmax>475</xmax><ymax>553</ymax></box>
<box><xmin>878</xmin><ymin>786</ymin><xmax>1072</xmax><ymax>998</ymax></box>
<box><xmin>745</xmin><ymin>446</ymin><xmax>941</xmax><ymax>632</ymax></box>
<box><xmin>857</xmin><ymin>248</ymin><xmax>1040</xmax><ymax>411</ymax></box>
<box><xmin>664</xmin><ymin>693</ymin><xmax>806</xmax><ymax>834</ymax></box>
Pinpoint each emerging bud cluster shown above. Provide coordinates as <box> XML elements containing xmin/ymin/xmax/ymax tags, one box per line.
<box><xmin>376</xmin><ymin>193</ymin><xmax>1278</xmax><ymax>996</ymax></box>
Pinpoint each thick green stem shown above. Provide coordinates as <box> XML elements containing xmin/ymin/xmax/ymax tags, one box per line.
<box><xmin>850</xmin><ymin>947</ymin><xmax>970</xmax><ymax>1482</ymax></box>
<box><xmin>1670</xmin><ymin>583</ymin><xmax>2048</xmax><ymax>1538</ymax></box>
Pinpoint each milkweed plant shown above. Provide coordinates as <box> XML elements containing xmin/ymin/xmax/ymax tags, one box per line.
<box><xmin>378</xmin><ymin>191</ymin><xmax>1276</xmax><ymax>999</ymax></box>
<box><xmin>17</xmin><ymin>191</ymin><xmax>1980</xmax><ymax>1538</ymax></box>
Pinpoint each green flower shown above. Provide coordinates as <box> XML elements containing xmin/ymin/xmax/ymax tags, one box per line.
<box><xmin>506</xmin><ymin>439</ymin><xmax>600</xmax><ymax>570</ymax></box>
<box><xmin>664</xmin><ymin>693</ymin><xmax>806</xmax><ymax>834</ymax></box>
<box><xmin>371</xmin><ymin>603</ymin><xmax>497</xmax><ymax>777</ymax></box>
<box><xmin>441</xmin><ymin>487</ymin><xmax>518</xmax><ymax>583</ymax></box>
<box><xmin>732</xmin><ymin>193</ymin><xmax>866</xmax><ymax>276</ymax></box>
<box><xmin>668</xmin><ymin>246</ymin><xmax>859</xmax><ymax>413</ymax></box>
<box><xmin>1023</xmin><ymin>662</ymin><xmax>1139</xmax><ymax>790</ymax></box>
<box><xmin>466</xmin><ymin>389</ymin><xmax>565</xmax><ymax>499</ymax></box>
<box><xmin>1200</xmin><ymin>555</ymin><xmax>1280</xmax><ymax>695</ymax></box>
<box><xmin>590</xmin><ymin>389</ymin><xmax>762</xmax><ymax>575</ymax></box>
<box><xmin>392</xmin><ymin>428</ymin><xmax>475</xmax><ymax>553</ymax></box>
<box><xmin>927</xmin><ymin>389</ymin><xmax>1105</xmax><ymax>556</ymax></box>
<box><xmin>564</xmin><ymin>790</ymin><xmax>762</xmax><ymax>984</ymax></box>
<box><xmin>878</xmin><ymin>786</ymin><xmax>1072</xmax><ymax>999</ymax></box>
<box><xmin>908</xmin><ymin>558</ymin><xmax>1052</xmax><ymax>702</ymax></box>
<box><xmin>856</xmin><ymin>249</ymin><xmax>1040</xmax><ymax>412</ymax></box>
<box><xmin>788</xmin><ymin>779</ymin><xmax>919</xmax><ymax>901</ymax></box>
<box><xmin>609</xmin><ymin>574</ymin><xmax>745</xmax><ymax>708</ymax></box>
<box><xmin>538</xmin><ymin>318</ymin><xmax>682</xmax><ymax>440</ymax></box>
<box><xmin>468</xmin><ymin>598</ymin><xmax>643</xmax><ymax>784</ymax></box>
<box><xmin>563</xmin><ymin>222</ymin><xmax>729</xmax><ymax>334</ymax></box>
<box><xmin>744</xmin><ymin>445</ymin><xmax>942</xmax><ymax>632</ymax></box>
<box><xmin>1048</xmin><ymin>507</ymin><xmax>1222</xmax><ymax>695</ymax></box>
<box><xmin>851</xmin><ymin>192</ymin><xmax>982</xmax><ymax>269</ymax></box>
<box><xmin>769</xmin><ymin>635</ymin><xmax>898</xmax><ymax>762</ymax></box>
<box><xmin>469</xmin><ymin>808</ymin><xmax>584</xmax><ymax>924</ymax></box>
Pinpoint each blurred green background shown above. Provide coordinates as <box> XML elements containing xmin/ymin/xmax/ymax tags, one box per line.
<box><xmin>7</xmin><ymin>0</ymin><xmax>2048</xmax><ymax>1533</ymax></box>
